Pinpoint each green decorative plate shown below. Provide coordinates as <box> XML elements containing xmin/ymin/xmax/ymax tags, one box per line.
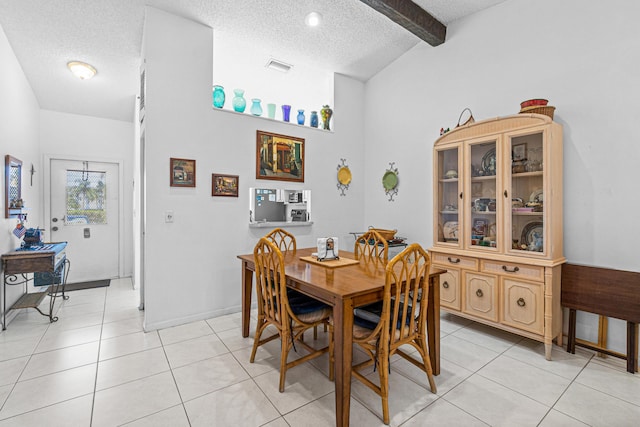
<box><xmin>382</xmin><ymin>171</ymin><xmax>398</xmax><ymax>190</ymax></box>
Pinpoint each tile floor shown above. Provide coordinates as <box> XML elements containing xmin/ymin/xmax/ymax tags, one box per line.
<box><xmin>1</xmin><ymin>277</ymin><xmax>639</xmax><ymax>426</ymax></box>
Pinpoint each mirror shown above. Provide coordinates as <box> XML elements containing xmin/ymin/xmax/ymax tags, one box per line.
<box><xmin>5</xmin><ymin>155</ymin><xmax>23</xmax><ymax>218</ymax></box>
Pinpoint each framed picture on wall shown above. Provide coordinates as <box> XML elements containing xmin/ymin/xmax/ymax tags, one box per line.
<box><xmin>256</xmin><ymin>130</ymin><xmax>305</xmax><ymax>183</ymax></box>
<box><xmin>212</xmin><ymin>173</ymin><xmax>239</xmax><ymax>197</ymax></box>
<box><xmin>170</xmin><ymin>158</ymin><xmax>196</xmax><ymax>187</ymax></box>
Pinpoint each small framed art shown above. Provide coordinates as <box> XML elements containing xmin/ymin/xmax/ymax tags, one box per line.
<box><xmin>170</xmin><ymin>158</ymin><xmax>196</xmax><ymax>187</ymax></box>
<box><xmin>212</xmin><ymin>173</ymin><xmax>239</xmax><ymax>197</ymax></box>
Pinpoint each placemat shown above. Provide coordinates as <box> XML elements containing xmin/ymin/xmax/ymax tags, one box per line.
<box><xmin>300</xmin><ymin>256</ymin><xmax>359</xmax><ymax>268</ymax></box>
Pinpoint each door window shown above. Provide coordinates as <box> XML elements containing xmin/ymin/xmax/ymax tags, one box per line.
<box><xmin>66</xmin><ymin>169</ymin><xmax>107</xmax><ymax>225</ymax></box>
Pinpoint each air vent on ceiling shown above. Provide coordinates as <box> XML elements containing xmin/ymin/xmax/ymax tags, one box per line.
<box><xmin>265</xmin><ymin>58</ymin><xmax>293</xmax><ymax>73</ymax></box>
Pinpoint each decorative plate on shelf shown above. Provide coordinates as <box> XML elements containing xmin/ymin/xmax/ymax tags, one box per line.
<box><xmin>481</xmin><ymin>148</ymin><xmax>497</xmax><ymax>175</ymax></box>
<box><xmin>529</xmin><ymin>189</ymin><xmax>543</xmax><ymax>203</ymax></box>
<box><xmin>382</xmin><ymin>170</ymin><xmax>399</xmax><ymax>190</ymax></box>
<box><xmin>337</xmin><ymin>166</ymin><xmax>352</xmax><ymax>185</ymax></box>
<box><xmin>521</xmin><ymin>221</ymin><xmax>543</xmax><ymax>251</ymax></box>
<box><xmin>442</xmin><ymin>221</ymin><xmax>458</xmax><ymax>241</ymax></box>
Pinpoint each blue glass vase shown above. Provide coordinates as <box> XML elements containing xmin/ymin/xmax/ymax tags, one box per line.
<box><xmin>310</xmin><ymin>111</ymin><xmax>318</xmax><ymax>128</ymax></box>
<box><xmin>232</xmin><ymin>89</ymin><xmax>246</xmax><ymax>113</ymax></box>
<box><xmin>250</xmin><ymin>99</ymin><xmax>263</xmax><ymax>116</ymax></box>
<box><xmin>212</xmin><ymin>85</ymin><xmax>225</xmax><ymax>108</ymax></box>
<box><xmin>297</xmin><ymin>110</ymin><xmax>305</xmax><ymax>125</ymax></box>
<box><xmin>282</xmin><ymin>105</ymin><xmax>291</xmax><ymax>122</ymax></box>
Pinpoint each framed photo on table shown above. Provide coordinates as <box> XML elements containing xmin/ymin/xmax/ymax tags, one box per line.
<box><xmin>512</xmin><ymin>143</ymin><xmax>527</xmax><ymax>161</ymax></box>
<box><xmin>170</xmin><ymin>158</ymin><xmax>196</xmax><ymax>187</ymax></box>
<box><xmin>256</xmin><ymin>130</ymin><xmax>304</xmax><ymax>183</ymax></box>
<box><xmin>212</xmin><ymin>174</ymin><xmax>239</xmax><ymax>197</ymax></box>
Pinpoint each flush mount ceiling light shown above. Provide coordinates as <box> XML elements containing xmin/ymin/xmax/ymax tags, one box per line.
<box><xmin>67</xmin><ymin>61</ymin><xmax>97</xmax><ymax>80</ymax></box>
<box><xmin>265</xmin><ymin>58</ymin><xmax>293</xmax><ymax>73</ymax></box>
<box><xmin>304</xmin><ymin>11</ymin><xmax>322</xmax><ymax>27</ymax></box>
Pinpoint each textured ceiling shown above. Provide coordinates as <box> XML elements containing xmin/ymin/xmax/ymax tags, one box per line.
<box><xmin>0</xmin><ymin>0</ymin><xmax>507</xmax><ymax>122</ymax></box>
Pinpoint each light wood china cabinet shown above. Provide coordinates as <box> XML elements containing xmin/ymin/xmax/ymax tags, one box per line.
<box><xmin>430</xmin><ymin>114</ymin><xmax>564</xmax><ymax>359</ymax></box>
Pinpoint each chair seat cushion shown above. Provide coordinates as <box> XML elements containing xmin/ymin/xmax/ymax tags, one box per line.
<box><xmin>287</xmin><ymin>289</ymin><xmax>331</xmax><ymax>321</ymax></box>
<box><xmin>353</xmin><ymin>300</ymin><xmax>414</xmax><ymax>331</ymax></box>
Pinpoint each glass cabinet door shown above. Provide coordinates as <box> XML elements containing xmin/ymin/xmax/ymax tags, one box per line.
<box><xmin>507</xmin><ymin>131</ymin><xmax>545</xmax><ymax>255</ymax></box>
<box><xmin>435</xmin><ymin>146</ymin><xmax>461</xmax><ymax>246</ymax></box>
<box><xmin>468</xmin><ymin>140</ymin><xmax>499</xmax><ymax>251</ymax></box>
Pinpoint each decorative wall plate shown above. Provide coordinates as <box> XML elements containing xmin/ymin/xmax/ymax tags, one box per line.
<box><xmin>382</xmin><ymin>162</ymin><xmax>399</xmax><ymax>201</ymax></box>
<box><xmin>337</xmin><ymin>166</ymin><xmax>352</xmax><ymax>185</ymax></box>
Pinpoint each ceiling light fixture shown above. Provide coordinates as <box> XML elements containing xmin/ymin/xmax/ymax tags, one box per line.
<box><xmin>304</xmin><ymin>12</ymin><xmax>322</xmax><ymax>27</ymax></box>
<box><xmin>67</xmin><ymin>61</ymin><xmax>97</xmax><ymax>80</ymax></box>
<box><xmin>265</xmin><ymin>58</ymin><xmax>293</xmax><ymax>73</ymax></box>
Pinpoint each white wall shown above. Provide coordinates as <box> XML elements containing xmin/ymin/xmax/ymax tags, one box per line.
<box><xmin>0</xmin><ymin>24</ymin><xmax>42</xmax><ymax>321</ymax></box>
<box><xmin>39</xmin><ymin>110</ymin><xmax>135</xmax><ymax>278</ymax></box>
<box><xmin>363</xmin><ymin>0</ymin><xmax>640</xmax><ymax>354</ymax></box>
<box><xmin>142</xmin><ymin>8</ymin><xmax>365</xmax><ymax>330</ymax></box>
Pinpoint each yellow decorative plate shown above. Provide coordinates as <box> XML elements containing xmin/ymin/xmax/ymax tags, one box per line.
<box><xmin>337</xmin><ymin>166</ymin><xmax>352</xmax><ymax>185</ymax></box>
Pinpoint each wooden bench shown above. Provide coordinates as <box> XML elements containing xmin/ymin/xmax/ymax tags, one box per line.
<box><xmin>561</xmin><ymin>263</ymin><xmax>640</xmax><ymax>373</ymax></box>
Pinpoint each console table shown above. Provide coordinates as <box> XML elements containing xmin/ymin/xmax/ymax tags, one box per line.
<box><xmin>562</xmin><ymin>263</ymin><xmax>640</xmax><ymax>373</ymax></box>
<box><xmin>1</xmin><ymin>242</ymin><xmax>69</xmax><ymax>330</ymax></box>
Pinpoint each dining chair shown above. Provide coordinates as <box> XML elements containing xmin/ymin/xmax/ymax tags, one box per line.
<box><xmin>329</xmin><ymin>243</ymin><xmax>437</xmax><ymax>424</ymax></box>
<box><xmin>250</xmin><ymin>237</ymin><xmax>332</xmax><ymax>392</ymax></box>
<box><xmin>264</xmin><ymin>227</ymin><xmax>296</xmax><ymax>252</ymax></box>
<box><xmin>354</xmin><ymin>229</ymin><xmax>389</xmax><ymax>265</ymax></box>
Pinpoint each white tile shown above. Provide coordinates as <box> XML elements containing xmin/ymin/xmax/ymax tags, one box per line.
<box><xmin>262</xmin><ymin>418</ymin><xmax>290</xmax><ymax>427</ymax></box>
<box><xmin>439</xmin><ymin>312</ymin><xmax>473</xmax><ymax>335</ymax></box>
<box><xmin>451</xmin><ymin>322</ymin><xmax>522</xmax><ymax>353</ymax></box>
<box><xmin>402</xmin><ymin>398</ymin><xmax>489</xmax><ymax>427</ymax></box>
<box><xmin>173</xmin><ymin>353</ymin><xmax>249</xmax><ymax>401</ymax></box>
<box><xmin>444</xmin><ymin>374</ymin><xmax>549</xmax><ymax>427</ymax></box>
<box><xmin>284</xmin><ymin>392</ymin><xmax>383</xmax><ymax>427</ymax></box>
<box><xmin>215</xmin><ymin>327</ymin><xmax>255</xmax><ymax>352</ymax></box>
<box><xmin>45</xmin><ymin>311</ymin><xmax>104</xmax><ymax>331</ymax></box>
<box><xmin>0</xmin><ymin>394</ymin><xmax>93</xmax><ymax>427</ymax></box>
<box><xmin>538</xmin><ymin>409</ymin><xmax>590</xmax><ymax>427</ymax></box>
<box><xmin>35</xmin><ymin>324</ymin><xmax>101</xmax><ymax>353</ymax></box>
<box><xmin>440</xmin><ymin>334</ymin><xmax>500</xmax><ymax>372</ymax></box>
<box><xmin>0</xmin><ymin>357</ymin><xmax>29</xmax><ymax>386</ymax></box>
<box><xmin>350</xmin><ymin>364</ymin><xmax>439</xmax><ymax>425</ymax></box>
<box><xmin>477</xmin><ymin>355</ymin><xmax>571</xmax><ymax>406</ymax></box>
<box><xmin>121</xmin><ymin>404</ymin><xmax>190</xmax><ymax>427</ymax></box>
<box><xmin>163</xmin><ymin>333</ymin><xmax>228</xmax><ymax>368</ymax></box>
<box><xmin>158</xmin><ymin>320</ymin><xmax>213</xmax><ymax>345</ymax></box>
<box><xmin>574</xmin><ymin>361</ymin><xmax>640</xmax><ymax>406</ymax></box>
<box><xmin>503</xmin><ymin>338</ymin><xmax>591</xmax><ymax>380</ymax></box>
<box><xmin>100</xmin><ymin>316</ymin><xmax>144</xmax><ymax>339</ymax></box>
<box><xmin>99</xmin><ymin>330</ymin><xmax>161</xmax><ymax>361</ymax></box>
<box><xmin>91</xmin><ymin>371</ymin><xmax>181</xmax><ymax>427</ymax></box>
<box><xmin>20</xmin><ymin>341</ymin><xmax>99</xmax><ymax>381</ymax></box>
<box><xmin>0</xmin><ymin>364</ymin><xmax>96</xmax><ymax>420</ymax></box>
<box><xmin>205</xmin><ymin>312</ymin><xmax>243</xmax><ymax>333</ymax></box>
<box><xmin>231</xmin><ymin>339</ymin><xmax>283</xmax><ymax>378</ymax></box>
<box><xmin>392</xmin><ymin>356</ymin><xmax>473</xmax><ymax>396</ymax></box>
<box><xmin>184</xmin><ymin>379</ymin><xmax>280</xmax><ymax>427</ymax></box>
<box><xmin>554</xmin><ymin>382</ymin><xmax>640</xmax><ymax>427</ymax></box>
<box><xmin>0</xmin><ymin>324</ymin><xmax>48</xmax><ymax>346</ymax></box>
<box><xmin>96</xmin><ymin>347</ymin><xmax>170</xmax><ymax>390</ymax></box>
<box><xmin>254</xmin><ymin>362</ymin><xmax>335</xmax><ymax>414</ymax></box>
<box><xmin>103</xmin><ymin>306</ymin><xmax>143</xmax><ymax>323</ymax></box>
<box><xmin>0</xmin><ymin>384</ymin><xmax>12</xmax><ymax>409</ymax></box>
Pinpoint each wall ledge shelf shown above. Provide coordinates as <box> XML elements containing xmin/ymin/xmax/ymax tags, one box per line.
<box><xmin>211</xmin><ymin>107</ymin><xmax>333</xmax><ymax>133</ymax></box>
<box><xmin>249</xmin><ymin>221</ymin><xmax>314</xmax><ymax>228</ymax></box>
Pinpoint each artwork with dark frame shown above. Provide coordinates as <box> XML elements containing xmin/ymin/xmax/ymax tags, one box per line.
<box><xmin>256</xmin><ymin>130</ymin><xmax>304</xmax><ymax>183</ymax></box>
<box><xmin>212</xmin><ymin>174</ymin><xmax>239</xmax><ymax>197</ymax></box>
<box><xmin>512</xmin><ymin>143</ymin><xmax>527</xmax><ymax>162</ymax></box>
<box><xmin>170</xmin><ymin>158</ymin><xmax>196</xmax><ymax>187</ymax></box>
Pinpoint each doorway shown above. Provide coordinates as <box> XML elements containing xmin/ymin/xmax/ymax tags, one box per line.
<box><xmin>45</xmin><ymin>157</ymin><xmax>123</xmax><ymax>283</ymax></box>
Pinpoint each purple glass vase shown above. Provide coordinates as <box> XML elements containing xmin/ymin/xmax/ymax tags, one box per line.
<box><xmin>282</xmin><ymin>105</ymin><xmax>291</xmax><ymax>122</ymax></box>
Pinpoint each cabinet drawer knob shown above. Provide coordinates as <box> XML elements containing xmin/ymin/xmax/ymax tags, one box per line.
<box><xmin>459</xmin><ymin>192</ymin><xmax>463</xmax><ymax>199</ymax></box>
<box><xmin>504</xmin><ymin>190</ymin><xmax>508</xmax><ymax>198</ymax></box>
<box><xmin>517</xmin><ymin>297</ymin><xmax>526</xmax><ymax>307</ymax></box>
<box><xmin>502</xmin><ymin>265</ymin><xmax>520</xmax><ymax>273</ymax></box>
<box><xmin>476</xmin><ymin>289</ymin><xmax>484</xmax><ymax>298</ymax></box>
<box><xmin>447</xmin><ymin>257</ymin><xmax>461</xmax><ymax>264</ymax></box>
<box><xmin>443</xmin><ymin>281</ymin><xmax>450</xmax><ymax>289</ymax></box>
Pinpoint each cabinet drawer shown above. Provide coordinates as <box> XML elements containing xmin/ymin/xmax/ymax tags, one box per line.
<box><xmin>501</xmin><ymin>278</ymin><xmax>543</xmax><ymax>335</ymax></box>
<box><xmin>434</xmin><ymin>266</ymin><xmax>461</xmax><ymax>311</ymax></box>
<box><xmin>463</xmin><ymin>272</ymin><xmax>498</xmax><ymax>322</ymax></box>
<box><xmin>432</xmin><ymin>253</ymin><xmax>478</xmax><ymax>270</ymax></box>
<box><xmin>481</xmin><ymin>260</ymin><xmax>544</xmax><ymax>282</ymax></box>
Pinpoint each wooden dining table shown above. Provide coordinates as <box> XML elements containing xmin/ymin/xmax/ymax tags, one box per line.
<box><xmin>237</xmin><ymin>247</ymin><xmax>445</xmax><ymax>427</ymax></box>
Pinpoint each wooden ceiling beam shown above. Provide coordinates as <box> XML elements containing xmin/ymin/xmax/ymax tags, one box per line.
<box><xmin>360</xmin><ymin>0</ymin><xmax>446</xmax><ymax>46</ymax></box>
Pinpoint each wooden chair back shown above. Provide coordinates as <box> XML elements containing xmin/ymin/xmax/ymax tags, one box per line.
<box><xmin>264</xmin><ymin>228</ymin><xmax>296</xmax><ymax>252</ymax></box>
<box><xmin>354</xmin><ymin>229</ymin><xmax>388</xmax><ymax>264</ymax></box>
<box><xmin>253</xmin><ymin>237</ymin><xmax>288</xmax><ymax>328</ymax></box>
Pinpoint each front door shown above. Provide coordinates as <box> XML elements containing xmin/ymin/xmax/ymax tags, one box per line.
<box><xmin>49</xmin><ymin>159</ymin><xmax>120</xmax><ymax>283</ymax></box>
